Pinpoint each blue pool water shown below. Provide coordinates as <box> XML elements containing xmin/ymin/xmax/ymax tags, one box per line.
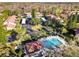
<box><xmin>50</xmin><ymin>38</ymin><xmax>62</xmax><ymax>46</ymax></box>
<box><xmin>42</xmin><ymin>39</ymin><xmax>56</xmax><ymax>49</ymax></box>
<box><xmin>42</xmin><ymin>37</ymin><xmax>62</xmax><ymax>49</ymax></box>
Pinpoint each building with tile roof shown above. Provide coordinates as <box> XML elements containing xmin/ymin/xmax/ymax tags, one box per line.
<box><xmin>3</xmin><ymin>15</ymin><xmax>17</xmax><ymax>30</ymax></box>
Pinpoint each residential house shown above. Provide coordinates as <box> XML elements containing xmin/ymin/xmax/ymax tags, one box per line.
<box><xmin>25</xmin><ymin>41</ymin><xmax>42</xmax><ymax>53</ymax></box>
<box><xmin>3</xmin><ymin>15</ymin><xmax>17</xmax><ymax>30</ymax></box>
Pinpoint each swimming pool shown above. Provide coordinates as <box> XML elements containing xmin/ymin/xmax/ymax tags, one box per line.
<box><xmin>41</xmin><ymin>36</ymin><xmax>62</xmax><ymax>49</ymax></box>
<box><xmin>49</xmin><ymin>38</ymin><xmax>62</xmax><ymax>46</ymax></box>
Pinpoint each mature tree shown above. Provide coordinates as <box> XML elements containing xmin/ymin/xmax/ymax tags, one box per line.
<box><xmin>54</xmin><ymin>7</ymin><xmax>63</xmax><ymax>16</ymax></box>
<box><xmin>1</xmin><ymin>9</ymin><xmax>12</xmax><ymax>19</ymax></box>
<box><xmin>31</xmin><ymin>9</ymin><xmax>36</xmax><ymax>18</ymax></box>
<box><xmin>12</xmin><ymin>10</ymin><xmax>19</xmax><ymax>16</ymax></box>
<box><xmin>0</xmin><ymin>16</ymin><xmax>7</xmax><ymax>44</ymax></box>
<box><xmin>67</xmin><ymin>13</ymin><xmax>78</xmax><ymax>30</ymax></box>
<box><xmin>63</xmin><ymin>13</ymin><xmax>78</xmax><ymax>41</ymax></box>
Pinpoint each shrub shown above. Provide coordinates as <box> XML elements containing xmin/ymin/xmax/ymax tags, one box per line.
<box><xmin>62</xmin><ymin>46</ymin><xmax>79</xmax><ymax>57</ymax></box>
<box><xmin>0</xmin><ymin>43</ymin><xmax>17</xmax><ymax>57</ymax></box>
